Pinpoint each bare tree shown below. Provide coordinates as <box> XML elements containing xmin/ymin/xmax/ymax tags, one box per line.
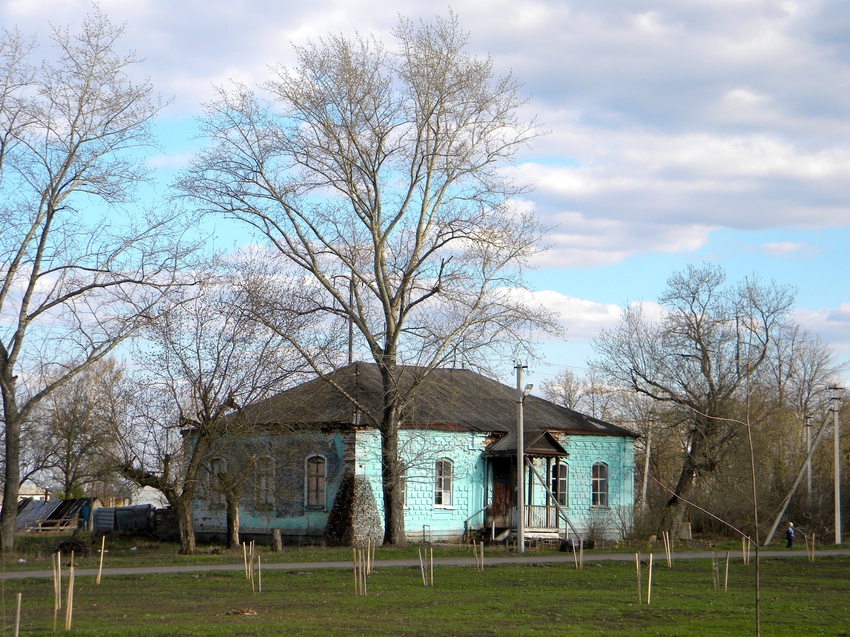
<box><xmin>116</xmin><ymin>265</ymin><xmax>311</xmax><ymax>553</ymax></box>
<box><xmin>0</xmin><ymin>11</ymin><xmax>192</xmax><ymax>552</ymax></box>
<box><xmin>180</xmin><ymin>14</ymin><xmax>555</xmax><ymax>546</ymax></box>
<box><xmin>541</xmin><ymin>367</ymin><xmax>617</xmax><ymax>420</ymax></box>
<box><xmin>27</xmin><ymin>358</ymin><xmax>127</xmax><ymax>498</ymax></box>
<box><xmin>593</xmin><ymin>264</ymin><xmax>794</xmax><ymax>529</ymax></box>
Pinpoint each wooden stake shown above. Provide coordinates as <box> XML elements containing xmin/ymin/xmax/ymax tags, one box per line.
<box><xmin>353</xmin><ymin>548</ymin><xmax>358</xmax><ymax>595</ymax></box>
<box><xmin>96</xmin><ymin>535</ymin><xmax>106</xmax><ymax>585</ymax></box>
<box><xmin>479</xmin><ymin>541</ymin><xmax>484</xmax><ymax>571</ymax></box>
<box><xmin>14</xmin><ymin>592</ymin><xmax>21</xmax><ymax>637</ymax></box>
<box><xmin>249</xmin><ymin>541</ymin><xmax>256</xmax><ymax>582</ymax></box>
<box><xmin>646</xmin><ymin>553</ymin><xmax>653</xmax><ymax>605</ymax></box>
<box><xmin>635</xmin><ymin>553</ymin><xmax>642</xmax><ymax>604</ymax></box>
<box><xmin>811</xmin><ymin>533</ymin><xmax>816</xmax><ymax>562</ymax></box>
<box><xmin>429</xmin><ymin>547</ymin><xmax>434</xmax><ymax>587</ymax></box>
<box><xmin>52</xmin><ymin>554</ymin><xmax>58</xmax><ymax>633</ymax></box>
<box><xmin>724</xmin><ymin>552</ymin><xmax>730</xmax><ymax>592</ymax></box>
<box><xmin>64</xmin><ymin>555</ymin><xmax>75</xmax><ymax>631</ymax></box>
<box><xmin>711</xmin><ymin>553</ymin><xmax>718</xmax><ymax>591</ymax></box>
<box><xmin>258</xmin><ymin>555</ymin><xmax>262</xmax><ymax>593</ymax></box>
<box><xmin>56</xmin><ymin>551</ymin><xmax>62</xmax><ymax>610</ymax></box>
<box><xmin>418</xmin><ymin>548</ymin><xmax>427</xmax><ymax>586</ymax></box>
<box><xmin>242</xmin><ymin>542</ymin><xmax>249</xmax><ymax>579</ymax></box>
<box><xmin>741</xmin><ymin>536</ymin><xmax>747</xmax><ymax>565</ymax></box>
<box><xmin>572</xmin><ymin>540</ymin><xmax>579</xmax><ymax>570</ymax></box>
<box><xmin>579</xmin><ymin>538</ymin><xmax>584</xmax><ymax>570</ymax></box>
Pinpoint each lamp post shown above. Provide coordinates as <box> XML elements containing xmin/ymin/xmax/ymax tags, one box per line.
<box><xmin>830</xmin><ymin>386</ymin><xmax>843</xmax><ymax>545</ymax></box>
<box><xmin>515</xmin><ymin>363</ymin><xmax>532</xmax><ymax>554</ymax></box>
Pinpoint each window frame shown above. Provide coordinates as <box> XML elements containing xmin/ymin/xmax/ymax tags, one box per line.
<box><xmin>255</xmin><ymin>455</ymin><xmax>275</xmax><ymax>508</ymax></box>
<box><xmin>305</xmin><ymin>454</ymin><xmax>327</xmax><ymax>509</ymax></box>
<box><xmin>208</xmin><ymin>457</ymin><xmax>226</xmax><ymax>507</ymax></box>
<box><xmin>551</xmin><ymin>462</ymin><xmax>569</xmax><ymax>507</ymax></box>
<box><xmin>434</xmin><ymin>458</ymin><xmax>453</xmax><ymax>507</ymax></box>
<box><xmin>591</xmin><ymin>462</ymin><xmax>609</xmax><ymax>507</ymax></box>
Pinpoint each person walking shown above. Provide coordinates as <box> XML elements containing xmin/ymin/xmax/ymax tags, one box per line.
<box><xmin>785</xmin><ymin>521</ymin><xmax>795</xmax><ymax>549</ymax></box>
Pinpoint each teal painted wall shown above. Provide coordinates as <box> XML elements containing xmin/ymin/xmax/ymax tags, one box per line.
<box><xmin>353</xmin><ymin>428</ymin><xmax>490</xmax><ymax>542</ymax></box>
<box><xmin>192</xmin><ymin>428</ymin><xmax>349</xmax><ymax>541</ymax></box>
<box><xmin>192</xmin><ymin>426</ymin><xmax>635</xmax><ymax>543</ymax></box>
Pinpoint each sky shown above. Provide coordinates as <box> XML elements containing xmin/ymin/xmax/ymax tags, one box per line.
<box><xmin>3</xmin><ymin>0</ymin><xmax>849</xmax><ymax>388</ymax></box>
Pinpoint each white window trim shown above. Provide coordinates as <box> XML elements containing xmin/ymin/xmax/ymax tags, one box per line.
<box><xmin>591</xmin><ymin>461</ymin><xmax>609</xmax><ymax>508</ymax></box>
<box><xmin>434</xmin><ymin>458</ymin><xmax>453</xmax><ymax>508</ymax></box>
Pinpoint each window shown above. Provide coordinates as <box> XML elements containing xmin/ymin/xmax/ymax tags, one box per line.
<box><xmin>305</xmin><ymin>455</ymin><xmax>326</xmax><ymax>508</ymax></box>
<box><xmin>208</xmin><ymin>457</ymin><xmax>226</xmax><ymax>506</ymax></box>
<box><xmin>256</xmin><ymin>456</ymin><xmax>275</xmax><ymax>507</ymax></box>
<box><xmin>434</xmin><ymin>459</ymin><xmax>453</xmax><ymax>506</ymax></box>
<box><xmin>551</xmin><ymin>462</ymin><xmax>568</xmax><ymax>506</ymax></box>
<box><xmin>592</xmin><ymin>462</ymin><xmax>609</xmax><ymax>507</ymax></box>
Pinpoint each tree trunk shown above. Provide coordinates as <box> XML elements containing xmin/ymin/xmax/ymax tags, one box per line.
<box><xmin>379</xmin><ymin>360</ymin><xmax>406</xmax><ymax>547</ymax></box>
<box><xmin>0</xmin><ymin>414</ymin><xmax>20</xmax><ymax>554</ymax></box>
<box><xmin>175</xmin><ymin>497</ymin><xmax>196</xmax><ymax>555</ymax></box>
<box><xmin>0</xmin><ymin>386</ymin><xmax>21</xmax><ymax>554</ymax></box>
<box><xmin>226</xmin><ymin>494</ymin><xmax>240</xmax><ymax>550</ymax></box>
<box><xmin>639</xmin><ymin>427</ymin><xmax>651</xmax><ymax>511</ymax></box>
<box><xmin>380</xmin><ymin>425</ymin><xmax>406</xmax><ymax>546</ymax></box>
<box><xmin>662</xmin><ymin>427</ymin><xmax>705</xmax><ymax>534</ymax></box>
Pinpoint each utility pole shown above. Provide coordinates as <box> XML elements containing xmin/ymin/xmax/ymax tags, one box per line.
<box><xmin>515</xmin><ymin>363</ymin><xmax>532</xmax><ymax>554</ymax></box>
<box><xmin>830</xmin><ymin>386</ymin><xmax>843</xmax><ymax>545</ymax></box>
<box><xmin>805</xmin><ymin>414</ymin><xmax>812</xmax><ymax>503</ymax></box>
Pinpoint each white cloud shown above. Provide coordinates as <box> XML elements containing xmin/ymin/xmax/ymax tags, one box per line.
<box><xmin>3</xmin><ymin>0</ymin><xmax>848</xmax><ymax>369</ymax></box>
<box><xmin>755</xmin><ymin>242</ymin><xmax>813</xmax><ymax>257</ymax></box>
<box><xmin>528</xmin><ymin>289</ymin><xmax>622</xmax><ymax>342</ymax></box>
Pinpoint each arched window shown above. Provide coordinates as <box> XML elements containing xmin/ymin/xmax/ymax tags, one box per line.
<box><xmin>551</xmin><ymin>462</ymin><xmax>569</xmax><ymax>506</ymax></box>
<box><xmin>592</xmin><ymin>462</ymin><xmax>609</xmax><ymax>507</ymax></box>
<box><xmin>256</xmin><ymin>456</ymin><xmax>275</xmax><ymax>507</ymax></box>
<box><xmin>434</xmin><ymin>458</ymin><xmax>453</xmax><ymax>506</ymax></box>
<box><xmin>305</xmin><ymin>455</ymin><xmax>326</xmax><ymax>508</ymax></box>
<box><xmin>208</xmin><ymin>457</ymin><xmax>226</xmax><ymax>506</ymax></box>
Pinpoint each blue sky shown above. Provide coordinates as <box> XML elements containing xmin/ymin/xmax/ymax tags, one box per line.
<box><xmin>4</xmin><ymin>0</ymin><xmax>848</xmax><ymax>387</ymax></box>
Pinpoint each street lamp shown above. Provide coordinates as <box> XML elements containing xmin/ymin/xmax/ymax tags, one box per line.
<box><xmin>829</xmin><ymin>386</ymin><xmax>843</xmax><ymax>545</ymax></box>
<box><xmin>515</xmin><ymin>363</ymin><xmax>532</xmax><ymax>554</ymax></box>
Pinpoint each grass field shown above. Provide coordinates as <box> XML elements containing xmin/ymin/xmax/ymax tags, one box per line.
<box><xmin>1</xmin><ymin>536</ymin><xmax>848</xmax><ymax>636</ymax></box>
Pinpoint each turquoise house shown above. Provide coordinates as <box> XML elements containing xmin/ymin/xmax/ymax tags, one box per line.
<box><xmin>192</xmin><ymin>363</ymin><xmax>636</xmax><ymax>545</ymax></box>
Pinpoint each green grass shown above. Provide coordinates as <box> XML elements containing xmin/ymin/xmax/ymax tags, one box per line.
<box><xmin>1</xmin><ymin>541</ymin><xmax>848</xmax><ymax>636</ymax></box>
<box><xmin>5</xmin><ymin>533</ymin><xmax>819</xmax><ymax>573</ymax></box>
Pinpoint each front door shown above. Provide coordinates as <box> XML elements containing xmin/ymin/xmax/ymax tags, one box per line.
<box><xmin>490</xmin><ymin>458</ymin><xmax>513</xmax><ymax>527</ymax></box>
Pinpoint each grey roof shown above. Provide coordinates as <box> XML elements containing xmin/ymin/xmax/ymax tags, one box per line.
<box><xmin>238</xmin><ymin>362</ymin><xmax>635</xmax><ymax>438</ymax></box>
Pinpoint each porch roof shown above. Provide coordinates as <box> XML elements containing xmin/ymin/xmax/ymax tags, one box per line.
<box><xmin>482</xmin><ymin>430</ymin><xmax>569</xmax><ymax>458</ymax></box>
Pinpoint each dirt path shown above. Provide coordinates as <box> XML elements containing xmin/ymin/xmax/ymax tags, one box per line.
<box><xmin>2</xmin><ymin>547</ymin><xmax>847</xmax><ymax>581</ymax></box>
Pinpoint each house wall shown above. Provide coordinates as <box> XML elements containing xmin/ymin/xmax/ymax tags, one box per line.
<box><xmin>192</xmin><ymin>428</ymin><xmax>350</xmax><ymax>543</ymax></box>
<box><xmin>524</xmin><ymin>434</ymin><xmax>635</xmax><ymax>539</ymax></box>
<box><xmin>191</xmin><ymin>427</ymin><xmax>635</xmax><ymax>544</ymax></box>
<box><xmin>354</xmin><ymin>428</ymin><xmax>490</xmax><ymax>543</ymax></box>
